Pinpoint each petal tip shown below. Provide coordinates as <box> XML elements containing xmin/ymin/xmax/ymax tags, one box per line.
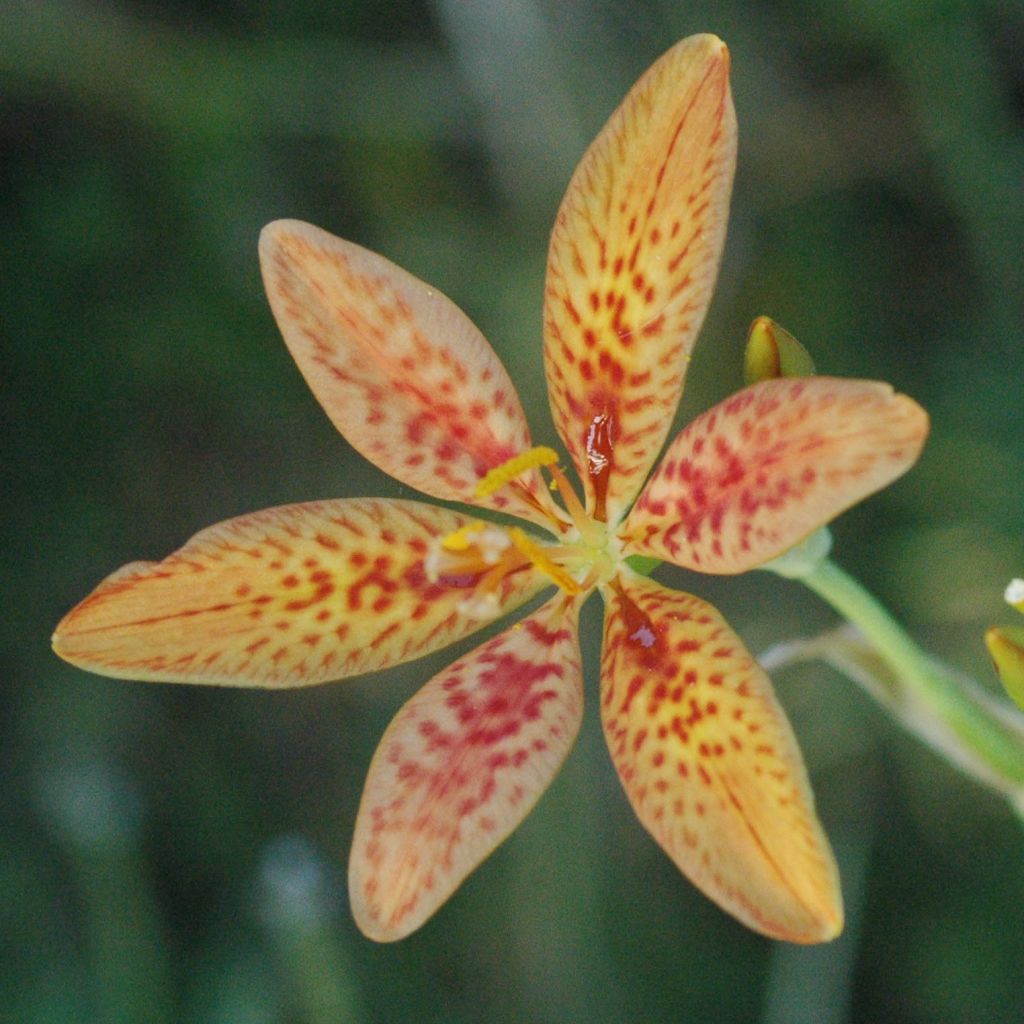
<box><xmin>788</xmin><ymin>918</ymin><xmax>844</xmax><ymax>946</ymax></box>
<box><xmin>51</xmin><ymin>606</ymin><xmax>90</xmax><ymax>668</ymax></box>
<box><xmin>788</xmin><ymin>894</ymin><xmax>845</xmax><ymax>945</ymax></box>
<box><xmin>756</xmin><ymin>859</ymin><xmax>844</xmax><ymax>945</ymax></box>
<box><xmin>892</xmin><ymin>392</ymin><xmax>931</xmax><ymax>454</ymax></box>
<box><xmin>707</xmin><ymin>33</ymin><xmax>731</xmax><ymax>70</ymax></box>
<box><xmin>686</xmin><ymin>33</ymin><xmax>731</xmax><ymax>80</ymax></box>
<box><xmin>50</xmin><ymin>618</ymin><xmax>120</xmax><ymax>680</ymax></box>
<box><xmin>347</xmin><ymin>844</ymin><xmax>430</xmax><ymax>944</ymax></box>
<box><xmin>259</xmin><ymin>216</ymin><xmax>304</xmax><ymax>239</ymax></box>
<box><xmin>51</xmin><ymin>620</ymin><xmax>70</xmax><ymax>654</ymax></box>
<box><xmin>348</xmin><ymin>894</ymin><xmax>409</xmax><ymax>944</ymax></box>
<box><xmin>51</xmin><ymin>624</ymin><xmax>70</xmax><ymax>663</ymax></box>
<box><xmin>687</xmin><ymin>31</ymin><xmax>729</xmax><ymax>56</ymax></box>
<box><xmin>258</xmin><ymin>217</ymin><xmax>287</xmax><ymax>249</ymax></box>
<box><xmin>664</xmin><ymin>33</ymin><xmax>732</xmax><ymax>95</ymax></box>
<box><xmin>258</xmin><ymin>217</ymin><xmax>311</xmax><ymax>262</ymax></box>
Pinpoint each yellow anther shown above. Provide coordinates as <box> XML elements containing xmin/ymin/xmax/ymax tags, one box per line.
<box><xmin>441</xmin><ymin>521</ymin><xmax>485</xmax><ymax>552</ymax></box>
<box><xmin>509</xmin><ymin>527</ymin><xmax>583</xmax><ymax>595</ymax></box>
<box><xmin>475</xmin><ymin>446</ymin><xmax>560</xmax><ymax>498</ymax></box>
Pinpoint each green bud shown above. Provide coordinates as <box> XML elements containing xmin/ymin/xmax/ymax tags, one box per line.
<box><xmin>985</xmin><ymin>625</ymin><xmax>1024</xmax><ymax>710</ymax></box>
<box><xmin>744</xmin><ymin>316</ymin><xmax>816</xmax><ymax>385</ymax></box>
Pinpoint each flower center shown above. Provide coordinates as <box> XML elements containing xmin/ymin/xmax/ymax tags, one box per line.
<box><xmin>428</xmin><ymin>447</ymin><xmax>620</xmax><ymax>614</ymax></box>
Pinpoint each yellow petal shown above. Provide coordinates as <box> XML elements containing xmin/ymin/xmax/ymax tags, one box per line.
<box><xmin>260</xmin><ymin>221</ymin><xmax>558</xmax><ymax>527</ymax></box>
<box><xmin>622</xmin><ymin>377</ymin><xmax>929</xmax><ymax>573</ymax></box>
<box><xmin>543</xmin><ymin>34</ymin><xmax>736</xmax><ymax>525</ymax></box>
<box><xmin>53</xmin><ymin>499</ymin><xmax>546</xmax><ymax>687</ymax></box>
<box><xmin>599</xmin><ymin>573</ymin><xmax>842</xmax><ymax>943</ymax></box>
<box><xmin>349</xmin><ymin>595</ymin><xmax>583</xmax><ymax>941</ymax></box>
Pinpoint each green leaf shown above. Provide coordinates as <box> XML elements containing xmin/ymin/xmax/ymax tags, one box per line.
<box><xmin>625</xmin><ymin>554</ymin><xmax>661</xmax><ymax>576</ymax></box>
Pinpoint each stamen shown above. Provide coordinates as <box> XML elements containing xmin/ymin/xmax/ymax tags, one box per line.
<box><xmin>441</xmin><ymin>522</ymin><xmax>486</xmax><ymax>552</ymax></box>
<box><xmin>439</xmin><ymin>522</ymin><xmax>510</xmax><ymax>564</ymax></box>
<box><xmin>547</xmin><ymin>464</ymin><xmax>598</xmax><ymax>540</ymax></box>
<box><xmin>457</xmin><ymin>558</ymin><xmax>513</xmax><ymax>618</ymax></box>
<box><xmin>475</xmin><ymin>446</ymin><xmax>559</xmax><ymax>498</ymax></box>
<box><xmin>509</xmin><ymin>528</ymin><xmax>584</xmax><ymax>595</ymax></box>
<box><xmin>429</xmin><ymin>522</ymin><xmax>515</xmax><ymax>584</ymax></box>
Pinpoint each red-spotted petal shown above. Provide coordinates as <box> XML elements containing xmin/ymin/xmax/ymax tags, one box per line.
<box><xmin>600</xmin><ymin>573</ymin><xmax>842</xmax><ymax>943</ymax></box>
<box><xmin>543</xmin><ymin>34</ymin><xmax>736</xmax><ymax>526</ymax></box>
<box><xmin>349</xmin><ymin>595</ymin><xmax>583</xmax><ymax>941</ymax></box>
<box><xmin>622</xmin><ymin>377</ymin><xmax>929</xmax><ymax>574</ymax></box>
<box><xmin>260</xmin><ymin>220</ymin><xmax>558</xmax><ymax>527</ymax></box>
<box><xmin>52</xmin><ymin>499</ymin><xmax>547</xmax><ymax>687</ymax></box>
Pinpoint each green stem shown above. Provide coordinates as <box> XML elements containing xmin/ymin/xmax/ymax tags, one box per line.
<box><xmin>798</xmin><ymin>559</ymin><xmax>1024</xmax><ymax>801</ymax></box>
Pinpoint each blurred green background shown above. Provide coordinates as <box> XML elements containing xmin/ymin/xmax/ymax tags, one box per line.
<box><xmin>5</xmin><ymin>1</ymin><xmax>1023</xmax><ymax>1021</ymax></box>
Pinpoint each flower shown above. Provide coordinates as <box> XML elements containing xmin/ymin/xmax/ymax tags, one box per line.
<box><xmin>52</xmin><ymin>35</ymin><xmax>928</xmax><ymax>944</ymax></box>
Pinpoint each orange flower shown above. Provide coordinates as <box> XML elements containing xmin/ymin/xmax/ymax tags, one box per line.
<box><xmin>53</xmin><ymin>36</ymin><xmax>928</xmax><ymax>943</ymax></box>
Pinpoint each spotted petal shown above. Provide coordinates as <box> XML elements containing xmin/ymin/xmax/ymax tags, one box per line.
<box><xmin>600</xmin><ymin>572</ymin><xmax>842</xmax><ymax>943</ymax></box>
<box><xmin>52</xmin><ymin>499</ymin><xmax>546</xmax><ymax>687</ymax></box>
<box><xmin>260</xmin><ymin>221</ymin><xmax>557</xmax><ymax>526</ymax></box>
<box><xmin>623</xmin><ymin>377</ymin><xmax>929</xmax><ymax>574</ymax></box>
<box><xmin>349</xmin><ymin>595</ymin><xmax>583</xmax><ymax>941</ymax></box>
<box><xmin>543</xmin><ymin>34</ymin><xmax>736</xmax><ymax>526</ymax></box>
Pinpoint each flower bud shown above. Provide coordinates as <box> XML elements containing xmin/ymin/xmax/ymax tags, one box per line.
<box><xmin>985</xmin><ymin>625</ymin><xmax>1024</xmax><ymax>710</ymax></box>
<box><xmin>744</xmin><ymin>316</ymin><xmax>816</xmax><ymax>385</ymax></box>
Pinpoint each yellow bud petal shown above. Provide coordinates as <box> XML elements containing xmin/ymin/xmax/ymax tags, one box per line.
<box><xmin>744</xmin><ymin>317</ymin><xmax>816</xmax><ymax>385</ymax></box>
<box><xmin>985</xmin><ymin>625</ymin><xmax>1024</xmax><ymax>710</ymax></box>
